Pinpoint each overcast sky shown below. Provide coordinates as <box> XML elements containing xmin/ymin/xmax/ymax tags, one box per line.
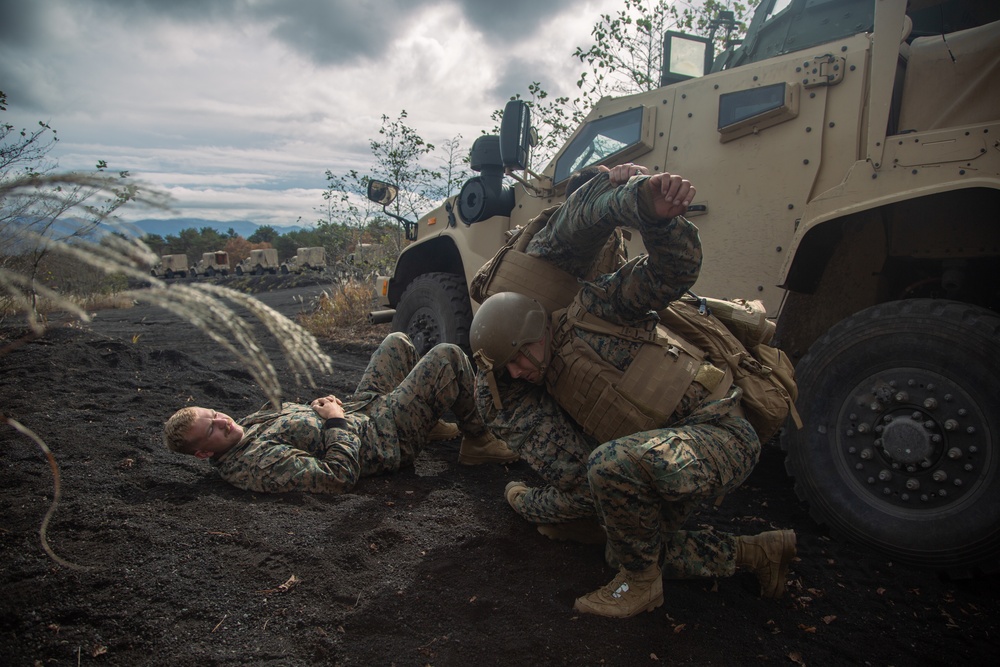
<box><xmin>1</xmin><ymin>0</ymin><xmax>626</xmax><ymax>229</ymax></box>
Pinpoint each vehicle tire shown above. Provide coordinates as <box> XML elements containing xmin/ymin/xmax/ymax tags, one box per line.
<box><xmin>391</xmin><ymin>272</ymin><xmax>473</xmax><ymax>356</ymax></box>
<box><xmin>281</xmin><ymin>265</ymin><xmax>289</xmax><ymax>275</ymax></box>
<box><xmin>205</xmin><ymin>267</ymin><xmax>215</xmax><ymax>277</ymax></box>
<box><xmin>165</xmin><ymin>269</ymin><xmax>174</xmax><ymax>279</ymax></box>
<box><xmin>235</xmin><ymin>266</ymin><xmax>244</xmax><ymax>276</ymax></box>
<box><xmin>253</xmin><ymin>266</ymin><xmax>263</xmax><ymax>276</ymax></box>
<box><xmin>781</xmin><ymin>299</ymin><xmax>1000</xmax><ymax>574</ymax></box>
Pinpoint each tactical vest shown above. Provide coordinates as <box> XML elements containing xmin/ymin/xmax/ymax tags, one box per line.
<box><xmin>543</xmin><ymin>295</ymin><xmax>731</xmax><ymax>444</ymax></box>
<box><xmin>471</xmin><ymin>205</ymin><xmax>798</xmax><ymax>442</ymax></box>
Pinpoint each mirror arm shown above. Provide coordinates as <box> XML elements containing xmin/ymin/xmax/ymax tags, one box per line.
<box><xmin>383</xmin><ymin>209</ymin><xmax>418</xmax><ymax>242</ymax></box>
<box><xmin>505</xmin><ymin>168</ymin><xmax>552</xmax><ymax>197</ymax></box>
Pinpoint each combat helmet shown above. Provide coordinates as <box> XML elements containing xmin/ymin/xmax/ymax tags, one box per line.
<box><xmin>471</xmin><ymin>292</ymin><xmax>549</xmax><ymax>407</ymax></box>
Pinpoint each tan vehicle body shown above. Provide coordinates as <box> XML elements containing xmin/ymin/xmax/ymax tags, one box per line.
<box><xmin>190</xmin><ymin>251</ymin><xmax>230</xmax><ymax>277</ymax></box>
<box><xmin>235</xmin><ymin>248</ymin><xmax>279</xmax><ymax>276</ymax></box>
<box><xmin>372</xmin><ymin>0</ymin><xmax>1000</xmax><ymax>573</ymax></box>
<box><xmin>150</xmin><ymin>254</ymin><xmax>189</xmax><ymax>279</ymax></box>
<box><xmin>280</xmin><ymin>247</ymin><xmax>326</xmax><ymax>274</ymax></box>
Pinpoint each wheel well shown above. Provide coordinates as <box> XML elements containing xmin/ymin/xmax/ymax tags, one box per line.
<box><xmin>387</xmin><ymin>237</ymin><xmax>465</xmax><ymax>306</ymax></box>
<box><xmin>777</xmin><ymin>187</ymin><xmax>1000</xmax><ymax>359</ymax></box>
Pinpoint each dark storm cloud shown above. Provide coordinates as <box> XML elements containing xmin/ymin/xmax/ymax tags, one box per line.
<box><xmin>84</xmin><ymin>0</ymin><xmax>437</xmax><ymax>65</ymax></box>
<box><xmin>246</xmin><ymin>0</ymin><xmax>583</xmax><ymax>63</ymax></box>
<box><xmin>253</xmin><ymin>0</ymin><xmax>416</xmax><ymax>65</ymax></box>
<box><xmin>456</xmin><ymin>0</ymin><xmax>578</xmax><ymax>37</ymax></box>
<box><xmin>78</xmin><ymin>0</ymin><xmax>418</xmax><ymax>64</ymax></box>
<box><xmin>83</xmin><ymin>0</ymin><xmax>583</xmax><ymax>64</ymax></box>
<box><xmin>0</xmin><ymin>0</ymin><xmax>46</xmax><ymax>48</ymax></box>
<box><xmin>0</xmin><ymin>0</ymin><xmax>56</xmax><ymax>111</ymax></box>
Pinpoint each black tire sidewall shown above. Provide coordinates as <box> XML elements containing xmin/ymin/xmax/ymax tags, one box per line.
<box><xmin>390</xmin><ymin>273</ymin><xmax>472</xmax><ymax>356</ymax></box>
<box><xmin>786</xmin><ymin>300</ymin><xmax>1000</xmax><ymax>569</ymax></box>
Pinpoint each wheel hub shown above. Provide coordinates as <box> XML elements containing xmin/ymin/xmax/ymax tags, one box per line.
<box><xmin>880</xmin><ymin>416</ymin><xmax>933</xmax><ymax>464</ymax></box>
<box><xmin>837</xmin><ymin>368</ymin><xmax>988</xmax><ymax>510</ymax></box>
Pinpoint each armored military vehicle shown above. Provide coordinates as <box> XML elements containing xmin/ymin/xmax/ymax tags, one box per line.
<box><xmin>368</xmin><ymin>0</ymin><xmax>1000</xmax><ymax>573</ymax></box>
<box><xmin>189</xmin><ymin>251</ymin><xmax>230</xmax><ymax>277</ymax></box>
<box><xmin>235</xmin><ymin>248</ymin><xmax>279</xmax><ymax>276</ymax></box>
<box><xmin>149</xmin><ymin>254</ymin><xmax>189</xmax><ymax>279</ymax></box>
<box><xmin>280</xmin><ymin>247</ymin><xmax>326</xmax><ymax>274</ymax></box>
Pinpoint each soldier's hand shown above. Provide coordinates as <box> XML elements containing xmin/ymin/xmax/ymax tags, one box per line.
<box><xmin>608</xmin><ymin>162</ymin><xmax>648</xmax><ymax>185</ymax></box>
<box><xmin>311</xmin><ymin>395</ymin><xmax>345</xmax><ymax>419</ymax></box>
<box><xmin>647</xmin><ymin>172</ymin><xmax>695</xmax><ymax>219</ymax></box>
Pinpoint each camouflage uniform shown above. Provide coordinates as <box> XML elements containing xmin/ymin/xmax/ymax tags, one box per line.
<box><xmin>478</xmin><ymin>172</ymin><xmax>761</xmax><ymax>577</ymax></box>
<box><xmin>215</xmin><ymin>333</ymin><xmax>487</xmax><ymax>494</ymax></box>
<box><xmin>476</xmin><ymin>371</ymin><xmax>597</xmax><ymax>522</ymax></box>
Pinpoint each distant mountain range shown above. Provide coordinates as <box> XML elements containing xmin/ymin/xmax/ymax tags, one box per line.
<box><xmin>127</xmin><ymin>218</ymin><xmax>305</xmax><ymax>238</ymax></box>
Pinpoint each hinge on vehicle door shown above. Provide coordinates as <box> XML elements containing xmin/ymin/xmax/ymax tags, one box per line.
<box><xmin>802</xmin><ymin>55</ymin><xmax>846</xmax><ymax>88</ymax></box>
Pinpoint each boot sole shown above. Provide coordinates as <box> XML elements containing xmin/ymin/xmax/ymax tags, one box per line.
<box><xmin>573</xmin><ymin>592</ymin><xmax>664</xmax><ymax>618</ymax></box>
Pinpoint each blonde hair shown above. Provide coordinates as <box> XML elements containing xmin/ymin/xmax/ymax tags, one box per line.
<box><xmin>163</xmin><ymin>407</ymin><xmax>199</xmax><ymax>455</ymax></box>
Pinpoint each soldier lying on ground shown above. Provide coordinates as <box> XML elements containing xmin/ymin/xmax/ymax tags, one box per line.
<box><xmin>470</xmin><ymin>168</ymin><xmax>795</xmax><ymax>618</ymax></box>
<box><xmin>163</xmin><ymin>332</ymin><xmax>517</xmax><ymax>494</ymax></box>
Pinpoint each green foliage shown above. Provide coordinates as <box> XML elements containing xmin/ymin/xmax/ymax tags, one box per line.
<box><xmin>573</xmin><ymin>0</ymin><xmax>678</xmax><ymax>100</ymax></box>
<box><xmin>429</xmin><ymin>134</ymin><xmax>472</xmax><ymax>201</ymax></box>
<box><xmin>248</xmin><ymin>224</ymin><xmax>279</xmax><ymax>244</ymax></box>
<box><xmin>369</xmin><ymin>110</ymin><xmax>442</xmax><ymax>223</ymax></box>
<box><xmin>320</xmin><ymin>111</ymin><xmax>454</xmax><ymax>259</ymax></box>
<box><xmin>677</xmin><ymin>0</ymin><xmax>757</xmax><ymax>55</ymax></box>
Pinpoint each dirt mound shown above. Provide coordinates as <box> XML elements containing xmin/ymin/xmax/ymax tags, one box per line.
<box><xmin>1</xmin><ymin>292</ymin><xmax>997</xmax><ymax>665</ymax></box>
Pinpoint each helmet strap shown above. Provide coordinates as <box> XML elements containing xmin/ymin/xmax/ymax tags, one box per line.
<box><xmin>473</xmin><ymin>348</ymin><xmax>505</xmax><ymax>409</ymax></box>
<box><xmin>519</xmin><ymin>328</ymin><xmax>551</xmax><ymax>382</ymax></box>
<box><xmin>485</xmin><ymin>370</ymin><xmax>503</xmax><ymax>410</ymax></box>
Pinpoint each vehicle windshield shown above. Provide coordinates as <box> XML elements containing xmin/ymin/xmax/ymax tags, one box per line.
<box><xmin>553</xmin><ymin>107</ymin><xmax>644</xmax><ymax>184</ymax></box>
<box><xmin>735</xmin><ymin>0</ymin><xmax>875</xmax><ymax>67</ymax></box>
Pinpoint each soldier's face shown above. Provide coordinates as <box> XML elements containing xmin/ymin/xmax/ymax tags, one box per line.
<box><xmin>505</xmin><ymin>339</ymin><xmax>547</xmax><ymax>384</ymax></box>
<box><xmin>185</xmin><ymin>408</ymin><xmax>244</xmax><ymax>458</ymax></box>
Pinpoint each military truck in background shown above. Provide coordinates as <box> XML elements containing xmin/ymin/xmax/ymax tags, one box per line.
<box><xmin>234</xmin><ymin>248</ymin><xmax>280</xmax><ymax>276</ymax></box>
<box><xmin>280</xmin><ymin>247</ymin><xmax>326</xmax><ymax>274</ymax></box>
<box><xmin>149</xmin><ymin>254</ymin><xmax>190</xmax><ymax>279</ymax></box>
<box><xmin>367</xmin><ymin>0</ymin><xmax>1000</xmax><ymax>574</ymax></box>
<box><xmin>190</xmin><ymin>251</ymin><xmax>230</xmax><ymax>277</ymax></box>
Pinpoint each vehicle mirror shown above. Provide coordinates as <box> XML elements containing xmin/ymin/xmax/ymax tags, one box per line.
<box><xmin>367</xmin><ymin>180</ymin><xmax>398</xmax><ymax>206</ymax></box>
<box><xmin>499</xmin><ymin>100</ymin><xmax>532</xmax><ymax>170</ymax></box>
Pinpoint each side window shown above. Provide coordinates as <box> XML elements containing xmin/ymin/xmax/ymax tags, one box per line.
<box><xmin>553</xmin><ymin>107</ymin><xmax>645</xmax><ymax>184</ymax></box>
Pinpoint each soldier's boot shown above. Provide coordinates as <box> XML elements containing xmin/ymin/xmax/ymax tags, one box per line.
<box><xmin>504</xmin><ymin>481</ymin><xmax>528</xmax><ymax>511</ymax></box>
<box><xmin>458</xmin><ymin>432</ymin><xmax>518</xmax><ymax>465</ymax></box>
<box><xmin>427</xmin><ymin>420</ymin><xmax>460</xmax><ymax>441</ymax></box>
<box><xmin>573</xmin><ymin>565</ymin><xmax>663</xmax><ymax>618</ymax></box>
<box><xmin>536</xmin><ymin>519</ymin><xmax>606</xmax><ymax>545</ymax></box>
<box><xmin>735</xmin><ymin>529</ymin><xmax>796</xmax><ymax>598</ymax></box>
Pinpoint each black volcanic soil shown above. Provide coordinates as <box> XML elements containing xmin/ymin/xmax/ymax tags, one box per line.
<box><xmin>1</xmin><ymin>282</ymin><xmax>997</xmax><ymax>666</ymax></box>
